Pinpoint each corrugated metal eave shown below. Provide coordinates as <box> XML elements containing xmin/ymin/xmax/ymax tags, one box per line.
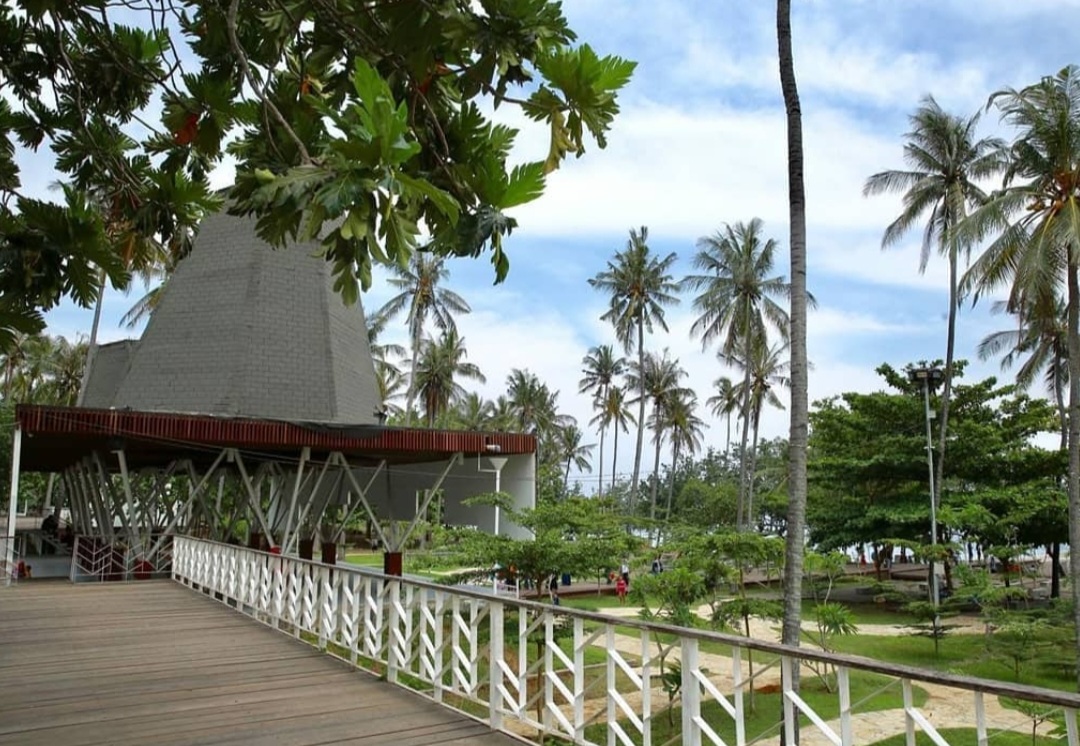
<box><xmin>14</xmin><ymin>405</ymin><xmax>536</xmax><ymax>455</ymax></box>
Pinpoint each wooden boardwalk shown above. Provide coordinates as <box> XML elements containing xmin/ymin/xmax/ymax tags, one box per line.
<box><xmin>0</xmin><ymin>581</ymin><xmax>521</xmax><ymax>745</ymax></box>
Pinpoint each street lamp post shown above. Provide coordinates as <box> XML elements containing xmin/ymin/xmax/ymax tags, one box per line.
<box><xmin>479</xmin><ymin>456</ymin><xmax>509</xmax><ymax>536</ymax></box>
<box><xmin>908</xmin><ymin>366</ymin><xmax>944</xmax><ymax>636</ymax></box>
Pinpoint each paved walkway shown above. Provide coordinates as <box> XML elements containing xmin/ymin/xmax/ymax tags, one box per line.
<box><xmin>0</xmin><ymin>581</ymin><xmax>520</xmax><ymax>746</ymax></box>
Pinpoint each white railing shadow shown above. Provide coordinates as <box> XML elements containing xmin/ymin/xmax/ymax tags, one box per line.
<box><xmin>171</xmin><ymin>537</ymin><xmax>1080</xmax><ymax>746</ymax></box>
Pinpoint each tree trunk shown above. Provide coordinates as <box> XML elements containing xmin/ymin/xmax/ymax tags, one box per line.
<box><xmin>935</xmin><ymin>247</ymin><xmax>959</xmax><ymax>590</ymax></box>
<box><xmin>1051</xmin><ymin>540</ymin><xmax>1061</xmax><ymax>600</ymax></box>
<box><xmin>665</xmin><ymin>440</ymin><xmax>681</xmax><ymax>521</ymax></box>
<box><xmin>403</xmin><ymin>325</ymin><xmax>421</xmax><ymax>426</ymax></box>
<box><xmin>597</xmin><ymin>414</ymin><xmax>607</xmax><ymax>498</ymax></box>
<box><xmin>778</xmin><ymin>0</ymin><xmax>808</xmax><ymax>731</ymax></box>
<box><xmin>1066</xmin><ymin>259</ymin><xmax>1080</xmax><ymax>691</ymax></box>
<box><xmin>612</xmin><ymin>421</ymin><xmax>620</xmax><ymax>496</ymax></box>
<box><xmin>630</xmin><ymin>320</ymin><xmax>646</xmax><ymax>511</ymax></box>
<box><xmin>565</xmin><ymin>457</ymin><xmax>571</xmax><ymax>490</ymax></box>
<box><xmin>76</xmin><ymin>268</ymin><xmax>107</xmax><ymax>406</ymax></box>
<box><xmin>1054</xmin><ymin>362</ymin><xmax>1067</xmax><ymax>602</ymax></box>
<box><xmin>726</xmin><ymin>412</ymin><xmax>732</xmax><ymax>456</ymax></box>
<box><xmin>649</xmin><ymin>415</ymin><xmax>663</xmax><ymax>523</ymax></box>
<box><xmin>747</xmin><ymin>407</ymin><xmax>762</xmax><ymax>531</ymax></box>
<box><xmin>1057</xmin><ymin>366</ymin><xmax>1068</xmax><ymax>451</ymax></box>
<box><xmin>736</xmin><ymin>345</ymin><xmax>753</xmax><ymax>532</ymax></box>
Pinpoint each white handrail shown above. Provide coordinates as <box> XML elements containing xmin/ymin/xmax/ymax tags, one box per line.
<box><xmin>171</xmin><ymin>536</ymin><xmax>1080</xmax><ymax>746</ymax></box>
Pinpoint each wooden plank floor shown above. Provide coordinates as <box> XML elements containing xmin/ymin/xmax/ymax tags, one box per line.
<box><xmin>0</xmin><ymin>581</ymin><xmax>521</xmax><ymax>746</ymax></box>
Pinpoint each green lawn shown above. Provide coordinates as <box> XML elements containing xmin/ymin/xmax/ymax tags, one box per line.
<box><xmin>831</xmin><ymin>632</ymin><xmax>1075</xmax><ymax>692</ymax></box>
<box><xmin>343</xmin><ymin>552</ymin><xmax>383</xmax><ymax>567</ymax></box>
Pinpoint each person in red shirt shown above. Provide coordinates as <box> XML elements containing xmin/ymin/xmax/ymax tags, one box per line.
<box><xmin>615</xmin><ymin>574</ymin><xmax>628</xmax><ymax>604</ymax></box>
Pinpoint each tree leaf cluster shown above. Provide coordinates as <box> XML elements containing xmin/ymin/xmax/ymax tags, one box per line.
<box><xmin>0</xmin><ymin>0</ymin><xmax>635</xmax><ymax>351</ymax></box>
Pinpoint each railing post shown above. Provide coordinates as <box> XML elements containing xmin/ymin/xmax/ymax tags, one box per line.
<box><xmin>606</xmin><ymin>626</ymin><xmax>617</xmax><ymax>746</ymax></box>
<box><xmin>732</xmin><ymin>645</ymin><xmax>745</xmax><ymax>746</ymax></box>
<box><xmin>489</xmin><ymin>600</ymin><xmax>504</xmax><ymax>732</ymax></box>
<box><xmin>640</xmin><ymin>629</ymin><xmax>652</xmax><ymax>746</ymax></box>
<box><xmin>574</xmin><ymin>617</ymin><xmax>585</xmax><ymax>741</ymax></box>
<box><xmin>1065</xmin><ymin>707</ymin><xmax>1078</xmax><ymax>746</ymax></box>
<box><xmin>903</xmin><ymin>678</ymin><xmax>916</xmax><ymax>746</ymax></box>
<box><xmin>386</xmin><ymin>576</ymin><xmax>401</xmax><ymax>684</ymax></box>
<box><xmin>317</xmin><ymin>564</ymin><xmax>329</xmax><ymax>649</ymax></box>
<box><xmin>782</xmin><ymin>656</ymin><xmax>796</xmax><ymax>746</ymax></box>
<box><xmin>838</xmin><ymin>665</ymin><xmax>853</xmax><ymax>746</ymax></box>
<box><xmin>681</xmin><ymin>637</ymin><xmax>700</xmax><ymax>746</ymax></box>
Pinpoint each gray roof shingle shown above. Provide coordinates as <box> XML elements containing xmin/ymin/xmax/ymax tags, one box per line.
<box><xmin>93</xmin><ymin>210</ymin><xmax>381</xmax><ymax>424</ymax></box>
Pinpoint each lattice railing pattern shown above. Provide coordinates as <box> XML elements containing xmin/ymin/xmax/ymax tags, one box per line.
<box><xmin>70</xmin><ymin>534</ymin><xmax>174</xmax><ymax>582</ymax></box>
<box><xmin>171</xmin><ymin>537</ymin><xmax>1080</xmax><ymax>746</ymax></box>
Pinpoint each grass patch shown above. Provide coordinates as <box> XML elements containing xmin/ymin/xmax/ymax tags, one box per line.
<box><xmin>561</xmin><ymin>594</ymin><xmax>630</xmax><ymax>612</ymax></box>
<box><xmin>831</xmin><ymin>633</ymin><xmax>1075</xmax><ymax>692</ymax></box>
<box><xmin>343</xmin><ymin>552</ymin><xmax>383</xmax><ymax>567</ymax></box>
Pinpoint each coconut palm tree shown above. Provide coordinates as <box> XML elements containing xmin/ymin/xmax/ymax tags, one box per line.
<box><xmin>2</xmin><ymin>332</ymin><xmax>33</xmax><ymax>401</ymax></box>
<box><xmin>591</xmin><ymin>385</ymin><xmax>635</xmax><ymax>495</ymax></box>
<box><xmin>48</xmin><ymin>335</ymin><xmax>89</xmax><ymax>405</ymax></box>
<box><xmin>778</xmin><ymin>0</ymin><xmax>809</xmax><ymax>668</ymax></box>
<box><xmin>707</xmin><ymin>375</ymin><xmax>739</xmax><ymax>455</ymax></box>
<box><xmin>662</xmin><ymin>388</ymin><xmax>705</xmax><ymax>522</ymax></box>
<box><xmin>683</xmin><ymin>218</ymin><xmax>794</xmax><ymax>530</ymax></box>
<box><xmin>864</xmin><ymin>96</ymin><xmax>1005</xmax><ymax>524</ymax></box>
<box><xmin>557</xmin><ymin>423</ymin><xmax>595</xmax><ymax>490</ymax></box>
<box><xmin>725</xmin><ymin>341</ymin><xmax>791</xmax><ymax>529</ymax></box>
<box><xmin>506</xmin><ymin>369</ymin><xmax>567</xmax><ymax>436</ymax></box>
<box><xmin>628</xmin><ymin>350</ymin><xmax>691</xmax><ymax>522</ymax></box>
<box><xmin>412</xmin><ymin>329</ymin><xmax>485</xmax><ymax>427</ymax></box>
<box><xmin>579</xmin><ymin>345</ymin><xmax>626</xmax><ymax>498</ymax></box>
<box><xmin>375</xmin><ymin>363</ymin><xmax>406</xmax><ymax>419</ymax></box>
<box><xmin>960</xmin><ymin>65</ymin><xmax>1080</xmax><ymax>682</ymax></box>
<box><xmin>589</xmin><ymin>227</ymin><xmax>679</xmax><ymax>509</ymax></box>
<box><xmin>375</xmin><ymin>254</ymin><xmax>471</xmax><ymax>424</ymax></box>
<box><xmin>979</xmin><ymin>296</ymin><xmax>1068</xmax><ymax>445</ymax></box>
<box><xmin>451</xmin><ymin>392</ymin><xmax>496</xmax><ymax>431</ymax></box>
<box><xmin>489</xmin><ymin>395</ymin><xmax>518</xmax><ymax>432</ymax></box>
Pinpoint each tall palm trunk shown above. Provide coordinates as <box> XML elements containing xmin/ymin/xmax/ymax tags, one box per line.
<box><xmin>611</xmin><ymin>422</ymin><xmax>620</xmax><ymax>496</ymax></box>
<box><xmin>630</xmin><ymin>320</ymin><xmax>646</xmax><ymax>510</ymax></box>
<box><xmin>1054</xmin><ymin>365</ymin><xmax>1067</xmax><ymax>600</ymax></box>
<box><xmin>736</xmin><ymin>330</ymin><xmax>753</xmax><ymax>531</ymax></box>
<box><xmin>404</xmin><ymin>327</ymin><xmax>421</xmax><ymax>426</ymax></box>
<box><xmin>76</xmin><ymin>268</ymin><xmax>107</xmax><ymax>406</ymax></box>
<box><xmin>1066</xmin><ymin>260</ymin><xmax>1080</xmax><ymax>690</ymax></box>
<box><xmin>665</xmin><ymin>439</ymin><xmax>681</xmax><ymax>521</ymax></box>
<box><xmin>597</xmin><ymin>399</ymin><xmax>607</xmax><ymax>497</ymax></box>
<box><xmin>726</xmin><ymin>413</ymin><xmax>732</xmax><ymax>456</ymax></box>
<box><xmin>778</xmin><ymin>0</ymin><xmax>809</xmax><ymax>722</ymax></box>
<box><xmin>649</xmin><ymin>412</ymin><xmax>662</xmax><ymax>522</ymax></box>
<box><xmin>935</xmin><ymin>230</ymin><xmax>961</xmax><ymax>592</ymax></box>
<box><xmin>746</xmin><ymin>408</ymin><xmax>762</xmax><ymax>531</ymax></box>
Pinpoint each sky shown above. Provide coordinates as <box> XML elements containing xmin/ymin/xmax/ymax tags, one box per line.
<box><xmin>40</xmin><ymin>1</ymin><xmax>1079</xmax><ymax>489</ymax></box>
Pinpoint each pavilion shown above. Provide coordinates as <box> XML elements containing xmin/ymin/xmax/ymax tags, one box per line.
<box><xmin>4</xmin><ymin>209</ymin><xmax>536</xmax><ymax>581</ymax></box>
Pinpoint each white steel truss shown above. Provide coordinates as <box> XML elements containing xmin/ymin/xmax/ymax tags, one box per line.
<box><xmin>7</xmin><ymin>444</ymin><xmax>468</xmax><ymax>582</ymax></box>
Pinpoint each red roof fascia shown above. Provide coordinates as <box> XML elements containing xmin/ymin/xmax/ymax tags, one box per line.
<box><xmin>14</xmin><ymin>405</ymin><xmax>536</xmax><ymax>456</ymax></box>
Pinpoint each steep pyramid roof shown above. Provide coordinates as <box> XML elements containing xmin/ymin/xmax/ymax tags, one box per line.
<box><xmin>94</xmin><ymin>210</ymin><xmax>382</xmax><ymax>424</ymax></box>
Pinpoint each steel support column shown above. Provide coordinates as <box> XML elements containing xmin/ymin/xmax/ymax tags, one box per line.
<box><xmin>4</xmin><ymin>424</ymin><xmax>22</xmax><ymax>584</ymax></box>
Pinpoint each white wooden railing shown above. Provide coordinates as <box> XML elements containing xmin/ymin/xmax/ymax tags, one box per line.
<box><xmin>172</xmin><ymin>537</ymin><xmax>1080</xmax><ymax>746</ymax></box>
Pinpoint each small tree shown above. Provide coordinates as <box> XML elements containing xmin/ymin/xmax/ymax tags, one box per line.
<box><xmin>630</xmin><ymin>564</ymin><xmax>706</xmax><ymax>724</ymax></box>
<box><xmin>803</xmin><ymin>551</ymin><xmax>859</xmax><ymax>691</ymax></box>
